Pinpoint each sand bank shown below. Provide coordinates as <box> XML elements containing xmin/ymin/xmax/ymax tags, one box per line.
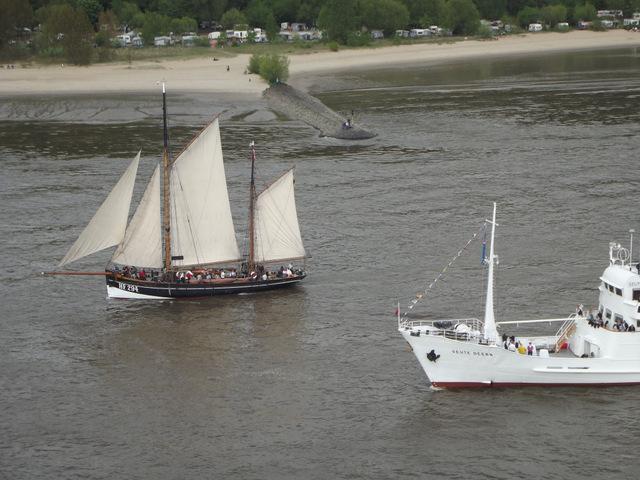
<box><xmin>0</xmin><ymin>30</ymin><xmax>638</xmax><ymax>96</ymax></box>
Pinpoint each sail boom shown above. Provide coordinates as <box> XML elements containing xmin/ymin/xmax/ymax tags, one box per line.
<box><xmin>252</xmin><ymin>255</ymin><xmax>307</xmax><ymax>264</ymax></box>
<box><xmin>172</xmin><ymin>258</ymin><xmax>244</xmax><ymax>269</ymax></box>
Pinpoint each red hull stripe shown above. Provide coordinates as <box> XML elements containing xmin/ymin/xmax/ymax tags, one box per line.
<box><xmin>433</xmin><ymin>381</ymin><xmax>640</xmax><ymax>388</ymax></box>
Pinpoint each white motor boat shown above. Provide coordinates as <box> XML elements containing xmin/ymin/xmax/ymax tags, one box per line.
<box><xmin>399</xmin><ymin>204</ymin><xmax>640</xmax><ymax>388</ymax></box>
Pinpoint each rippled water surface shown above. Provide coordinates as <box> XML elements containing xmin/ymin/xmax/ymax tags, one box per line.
<box><xmin>2</xmin><ymin>48</ymin><xmax>640</xmax><ymax>479</ymax></box>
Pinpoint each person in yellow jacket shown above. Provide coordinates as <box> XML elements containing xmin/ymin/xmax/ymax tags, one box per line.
<box><xmin>517</xmin><ymin>343</ymin><xmax>527</xmax><ymax>355</ymax></box>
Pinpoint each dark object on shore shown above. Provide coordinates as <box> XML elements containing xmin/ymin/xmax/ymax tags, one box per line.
<box><xmin>263</xmin><ymin>83</ymin><xmax>376</xmax><ymax>140</ymax></box>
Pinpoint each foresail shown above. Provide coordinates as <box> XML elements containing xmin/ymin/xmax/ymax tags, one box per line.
<box><xmin>170</xmin><ymin>118</ymin><xmax>240</xmax><ymax>266</ymax></box>
<box><xmin>59</xmin><ymin>152</ymin><xmax>141</xmax><ymax>267</ymax></box>
<box><xmin>111</xmin><ymin>165</ymin><xmax>162</xmax><ymax>268</ymax></box>
<box><xmin>254</xmin><ymin>168</ymin><xmax>306</xmax><ymax>263</ymax></box>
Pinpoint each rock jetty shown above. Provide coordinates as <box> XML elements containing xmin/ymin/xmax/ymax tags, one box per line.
<box><xmin>263</xmin><ymin>83</ymin><xmax>375</xmax><ymax>140</ymax></box>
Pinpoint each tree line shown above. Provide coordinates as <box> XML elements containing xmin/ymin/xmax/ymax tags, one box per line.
<box><xmin>2</xmin><ymin>0</ymin><xmax>639</xmax><ymax>63</ymax></box>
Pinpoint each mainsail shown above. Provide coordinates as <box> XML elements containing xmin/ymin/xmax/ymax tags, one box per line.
<box><xmin>254</xmin><ymin>168</ymin><xmax>305</xmax><ymax>263</ymax></box>
<box><xmin>111</xmin><ymin>165</ymin><xmax>162</xmax><ymax>268</ymax></box>
<box><xmin>59</xmin><ymin>152</ymin><xmax>140</xmax><ymax>267</ymax></box>
<box><xmin>170</xmin><ymin>118</ymin><xmax>241</xmax><ymax>266</ymax></box>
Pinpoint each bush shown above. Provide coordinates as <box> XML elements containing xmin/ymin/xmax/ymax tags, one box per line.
<box><xmin>38</xmin><ymin>45</ymin><xmax>64</xmax><ymax>59</ymax></box>
<box><xmin>258</xmin><ymin>53</ymin><xmax>289</xmax><ymax>85</ymax></box>
<box><xmin>346</xmin><ymin>32</ymin><xmax>371</xmax><ymax>47</ymax></box>
<box><xmin>328</xmin><ymin>41</ymin><xmax>339</xmax><ymax>51</ymax></box>
<box><xmin>248</xmin><ymin>53</ymin><xmax>262</xmax><ymax>74</ymax></box>
<box><xmin>96</xmin><ymin>47</ymin><xmax>114</xmax><ymax>62</ymax></box>
<box><xmin>95</xmin><ymin>31</ymin><xmax>110</xmax><ymax>47</ymax></box>
<box><xmin>194</xmin><ymin>36</ymin><xmax>210</xmax><ymax>47</ymax></box>
<box><xmin>477</xmin><ymin>23</ymin><xmax>494</xmax><ymax>38</ymax></box>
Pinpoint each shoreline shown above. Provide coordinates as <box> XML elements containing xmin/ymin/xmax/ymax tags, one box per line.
<box><xmin>0</xmin><ymin>30</ymin><xmax>639</xmax><ymax>97</ymax></box>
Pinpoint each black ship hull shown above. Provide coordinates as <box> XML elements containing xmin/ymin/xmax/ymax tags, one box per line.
<box><xmin>105</xmin><ymin>274</ymin><xmax>305</xmax><ymax>299</ymax></box>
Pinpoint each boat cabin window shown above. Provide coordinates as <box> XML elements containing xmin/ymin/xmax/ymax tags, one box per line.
<box><xmin>614</xmin><ymin>314</ymin><xmax>623</xmax><ymax>323</ymax></box>
<box><xmin>608</xmin><ymin>284</ymin><xmax>614</xmax><ymax>293</ymax></box>
<box><xmin>615</xmin><ymin>287</ymin><xmax>622</xmax><ymax>296</ymax></box>
<box><xmin>633</xmin><ymin>289</ymin><xmax>640</xmax><ymax>302</ymax></box>
<box><xmin>605</xmin><ymin>309</ymin><xmax>612</xmax><ymax>320</ymax></box>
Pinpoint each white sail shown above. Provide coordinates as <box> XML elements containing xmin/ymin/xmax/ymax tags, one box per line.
<box><xmin>170</xmin><ymin>118</ymin><xmax>240</xmax><ymax>266</ymax></box>
<box><xmin>254</xmin><ymin>168</ymin><xmax>306</xmax><ymax>263</ymax></box>
<box><xmin>111</xmin><ymin>165</ymin><xmax>162</xmax><ymax>268</ymax></box>
<box><xmin>59</xmin><ymin>152</ymin><xmax>140</xmax><ymax>267</ymax></box>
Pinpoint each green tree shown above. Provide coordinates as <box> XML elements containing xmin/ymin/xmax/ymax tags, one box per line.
<box><xmin>0</xmin><ymin>0</ymin><xmax>33</xmax><ymax>50</ymax></box>
<box><xmin>419</xmin><ymin>0</ymin><xmax>446</xmax><ymax>25</ymax></box>
<box><xmin>318</xmin><ymin>0</ymin><xmax>358</xmax><ymax>43</ymax></box>
<box><xmin>443</xmin><ymin>0</ymin><xmax>480</xmax><ymax>34</ymax></box>
<box><xmin>141</xmin><ymin>11</ymin><xmax>171</xmax><ymax>44</ymax></box>
<box><xmin>112</xmin><ymin>1</ymin><xmax>141</xmax><ymax>27</ymax></box>
<box><xmin>360</xmin><ymin>0</ymin><xmax>410</xmax><ymax>35</ymax></box>
<box><xmin>540</xmin><ymin>4</ymin><xmax>567</xmax><ymax>26</ymax></box>
<box><xmin>506</xmin><ymin>0</ymin><xmax>531</xmax><ymax>16</ymax></box>
<box><xmin>475</xmin><ymin>0</ymin><xmax>507</xmax><ymax>19</ymax></box>
<box><xmin>517</xmin><ymin>6</ymin><xmax>540</xmax><ymax>27</ymax></box>
<box><xmin>171</xmin><ymin>16</ymin><xmax>198</xmax><ymax>34</ymax></box>
<box><xmin>272</xmin><ymin>0</ymin><xmax>301</xmax><ymax>22</ymax></box>
<box><xmin>246</xmin><ymin>0</ymin><xmax>272</xmax><ymax>26</ymax></box>
<box><xmin>98</xmin><ymin>9</ymin><xmax>119</xmax><ymax>36</ymax></box>
<box><xmin>574</xmin><ymin>2</ymin><xmax>597</xmax><ymax>20</ymax></box>
<box><xmin>296</xmin><ymin>1</ymin><xmax>316</xmax><ymax>23</ymax></box>
<box><xmin>77</xmin><ymin>0</ymin><xmax>102</xmax><ymax>25</ymax></box>
<box><xmin>220</xmin><ymin>7</ymin><xmax>247</xmax><ymax>28</ymax></box>
<box><xmin>39</xmin><ymin>4</ymin><xmax>94</xmax><ymax>64</ymax></box>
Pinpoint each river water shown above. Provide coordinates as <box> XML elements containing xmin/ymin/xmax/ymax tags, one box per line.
<box><xmin>2</xmin><ymin>48</ymin><xmax>640</xmax><ymax>479</ymax></box>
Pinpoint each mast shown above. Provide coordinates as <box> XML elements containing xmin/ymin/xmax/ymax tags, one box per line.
<box><xmin>162</xmin><ymin>83</ymin><xmax>172</xmax><ymax>271</ymax></box>
<box><xmin>247</xmin><ymin>141</ymin><xmax>257</xmax><ymax>272</ymax></box>
<box><xmin>483</xmin><ymin>202</ymin><xmax>499</xmax><ymax>343</ymax></box>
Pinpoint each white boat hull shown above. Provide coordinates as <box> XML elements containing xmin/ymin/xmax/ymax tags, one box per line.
<box><xmin>401</xmin><ymin>331</ymin><xmax>640</xmax><ymax>387</ymax></box>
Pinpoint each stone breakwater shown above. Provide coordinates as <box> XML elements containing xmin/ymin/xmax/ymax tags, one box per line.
<box><xmin>263</xmin><ymin>83</ymin><xmax>375</xmax><ymax>140</ymax></box>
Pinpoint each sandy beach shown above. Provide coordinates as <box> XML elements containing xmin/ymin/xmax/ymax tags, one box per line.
<box><xmin>0</xmin><ymin>30</ymin><xmax>639</xmax><ymax>96</ymax></box>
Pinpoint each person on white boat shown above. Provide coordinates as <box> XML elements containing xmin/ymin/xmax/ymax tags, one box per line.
<box><xmin>508</xmin><ymin>341</ymin><xmax>516</xmax><ymax>352</ymax></box>
<box><xmin>527</xmin><ymin>342</ymin><xmax>534</xmax><ymax>356</ymax></box>
<box><xmin>576</xmin><ymin>304</ymin><xmax>584</xmax><ymax>316</ymax></box>
<box><xmin>517</xmin><ymin>343</ymin><xmax>526</xmax><ymax>355</ymax></box>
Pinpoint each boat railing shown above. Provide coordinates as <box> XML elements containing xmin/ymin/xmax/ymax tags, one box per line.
<box><xmin>400</xmin><ymin>317</ymin><xmax>488</xmax><ymax>342</ymax></box>
<box><xmin>554</xmin><ymin>313</ymin><xmax>578</xmax><ymax>351</ymax></box>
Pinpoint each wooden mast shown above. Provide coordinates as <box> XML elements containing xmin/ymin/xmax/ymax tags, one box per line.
<box><xmin>247</xmin><ymin>141</ymin><xmax>257</xmax><ymax>273</ymax></box>
<box><xmin>162</xmin><ymin>83</ymin><xmax>172</xmax><ymax>272</ymax></box>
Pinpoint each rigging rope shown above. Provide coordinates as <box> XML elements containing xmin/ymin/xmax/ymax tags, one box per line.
<box><xmin>400</xmin><ymin>223</ymin><xmax>487</xmax><ymax>321</ymax></box>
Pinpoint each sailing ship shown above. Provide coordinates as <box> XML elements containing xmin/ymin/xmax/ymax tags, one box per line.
<box><xmin>398</xmin><ymin>203</ymin><xmax>640</xmax><ymax>387</ymax></box>
<box><xmin>46</xmin><ymin>86</ymin><xmax>307</xmax><ymax>299</ymax></box>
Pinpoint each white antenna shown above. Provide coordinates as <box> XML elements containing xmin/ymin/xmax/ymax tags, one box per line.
<box><xmin>162</xmin><ymin>81</ymin><xmax>165</xmax><ymax>93</ymax></box>
<box><xmin>630</xmin><ymin>229</ymin><xmax>635</xmax><ymax>268</ymax></box>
